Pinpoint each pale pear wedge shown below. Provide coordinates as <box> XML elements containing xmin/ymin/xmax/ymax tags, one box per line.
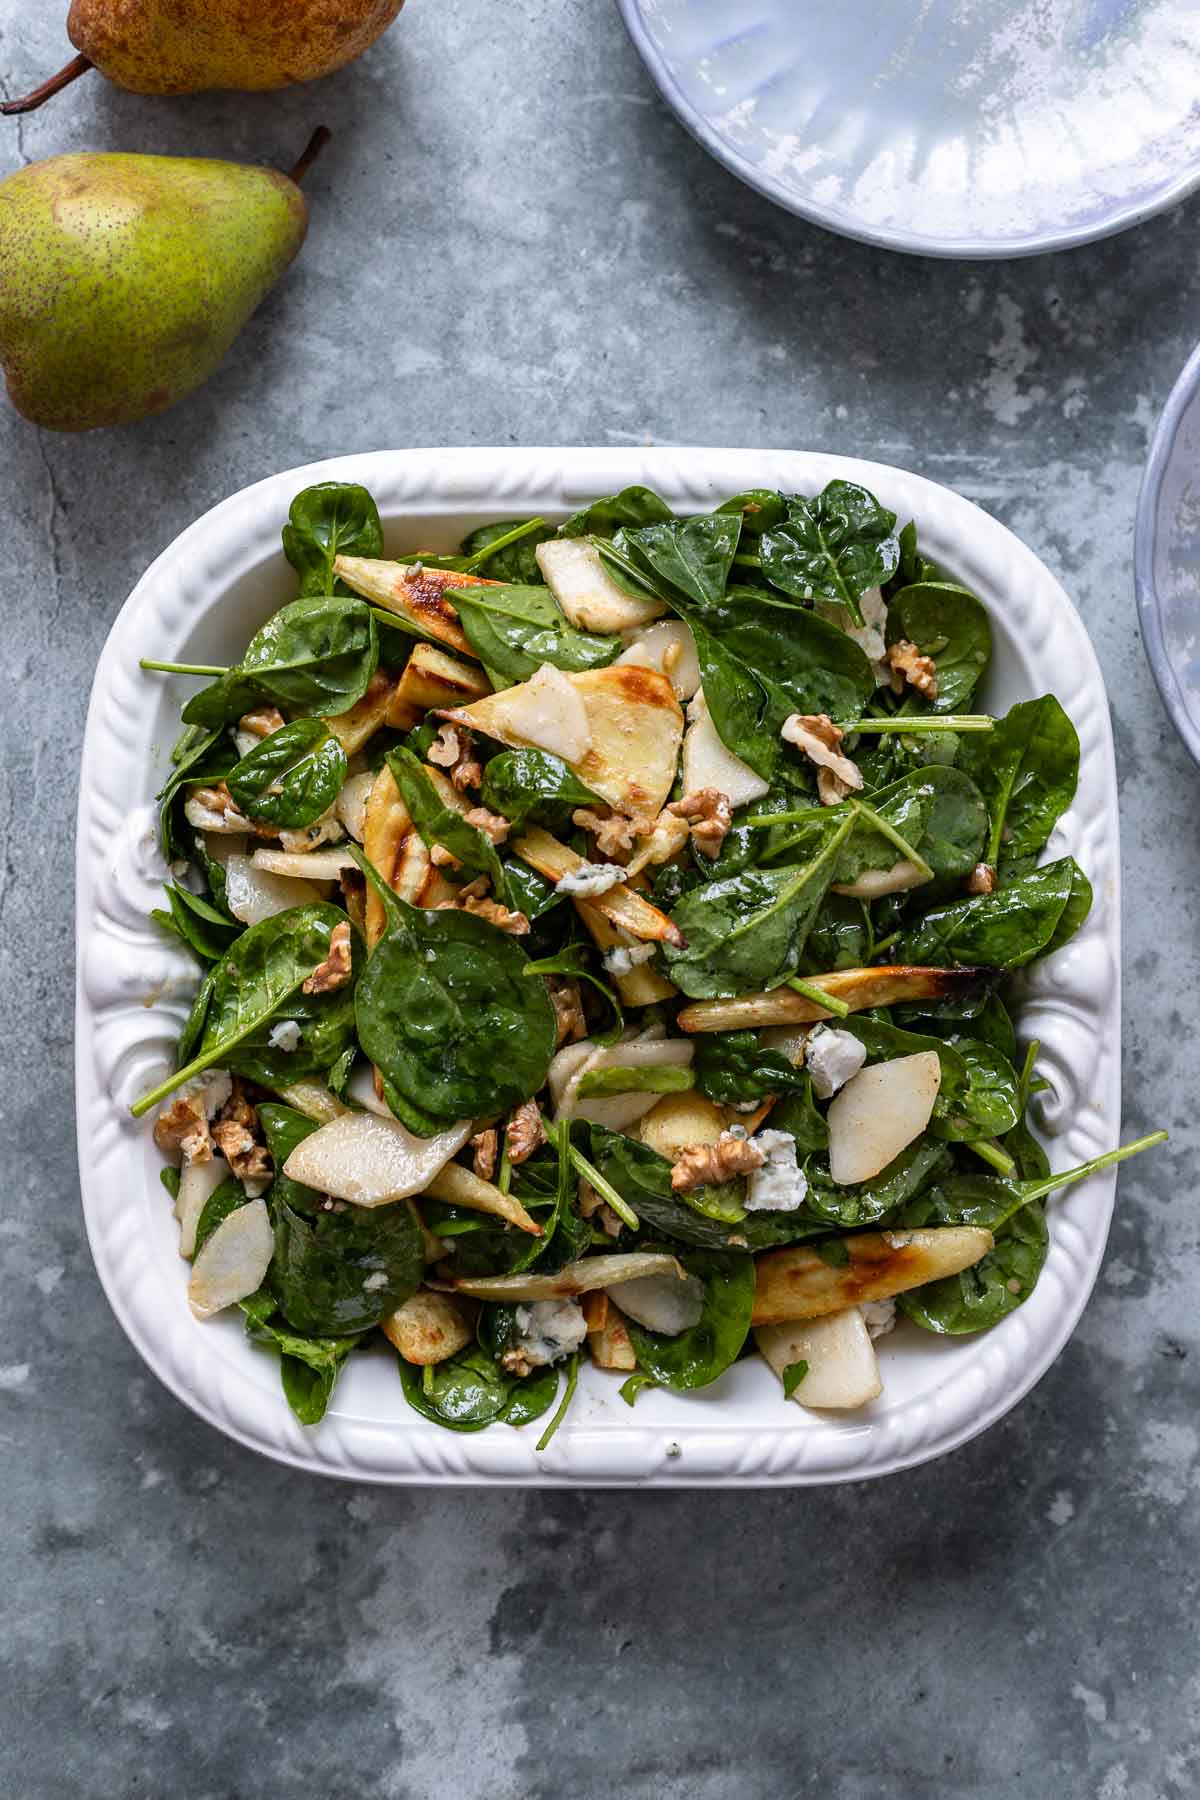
<box><xmin>381</xmin><ymin>1290</ymin><xmax>474</xmax><ymax>1366</ymax></box>
<box><xmin>187</xmin><ymin>1198</ymin><xmax>274</xmax><ymax>1320</ymax></box>
<box><xmin>283</xmin><ymin>1110</ymin><xmax>474</xmax><ymax>1207</ymax></box>
<box><xmin>513</xmin><ymin>826</ymin><xmax>684</xmax><ymax>946</ymax></box>
<box><xmin>325</xmin><ymin>670</ymin><xmax>396</xmax><ymax>754</ymax></box>
<box><xmin>755</xmin><ymin>1312</ymin><xmax>882</xmax><ymax>1410</ymax></box>
<box><xmin>249</xmin><ymin>847</ymin><xmax>356</xmax><ymax>882</ymax></box>
<box><xmin>387</xmin><ymin>640</ymin><xmax>491</xmax><ymax>729</ymax></box>
<box><xmin>443</xmin><ymin>663</ymin><xmax>683</xmax><ymax>816</ymax></box>
<box><xmin>607</xmin><ymin>1268</ymin><xmax>705</xmax><ymax>1335</ymax></box>
<box><xmin>363</xmin><ymin>763</ymin><xmax>411</xmax><ymax>947</ymax></box>
<box><xmin>333</xmin><ymin>770</ymin><xmax>376</xmax><ymax>843</ymax></box>
<box><xmin>224</xmin><ymin>853</ymin><xmax>324</xmax><ymax>925</ymax></box>
<box><xmin>826</xmin><ymin>1051</ymin><xmax>942</xmax><ymax>1185</ymax></box>
<box><xmin>423</xmin><ymin>1161</ymin><xmax>542</xmax><ymax>1237</ymax></box>
<box><xmin>616</xmin><ymin>619</ymin><xmax>701</xmax><ymax>700</ymax></box>
<box><xmin>536</xmin><ymin>536</ymin><xmax>666</xmax><ymax>633</ymax></box>
<box><xmin>676</xmin><ymin>964</ymin><xmax>994</xmax><ymax>1032</ymax></box>
<box><xmin>574</xmin><ymin>900</ymin><xmax>678</xmax><ymax>1004</ymax></box>
<box><xmin>638</xmin><ymin>1090</ymin><xmax>727</xmax><ymax>1161</ymax></box>
<box><xmin>275</xmin><ymin>1080</ymin><xmax>346</xmax><ymax>1125</ymax></box>
<box><xmin>557</xmin><ymin>1038</ymin><xmax>695</xmax><ymax>1129</ymax></box>
<box><xmin>333</xmin><ymin>556</ymin><xmax>492</xmax><ymax>657</ymax></box>
<box><xmin>751</xmin><ymin>1227</ymin><xmax>994</xmax><ymax>1325</ymax></box>
<box><xmin>581</xmin><ymin>1292</ymin><xmax>638</xmax><ymax>1372</ymax></box>
<box><xmin>174</xmin><ymin>1156</ymin><xmax>226</xmax><ymax>1259</ymax></box>
<box><xmin>452</xmin><ymin>1251</ymin><xmax>685</xmax><ymax>1303</ymax></box>
<box><xmin>682</xmin><ymin>690</ymin><xmax>769</xmax><ymax>807</ymax></box>
<box><xmin>832</xmin><ymin>860</ymin><xmax>929</xmax><ymax>900</ymax></box>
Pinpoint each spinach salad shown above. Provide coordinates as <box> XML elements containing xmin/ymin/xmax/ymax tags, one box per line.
<box><xmin>136</xmin><ymin>478</ymin><xmax>1163</xmax><ymax>1435</ymax></box>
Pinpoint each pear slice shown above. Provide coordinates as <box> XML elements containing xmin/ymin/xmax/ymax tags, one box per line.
<box><xmin>333</xmin><ymin>770</ymin><xmax>376</xmax><ymax>843</ymax></box>
<box><xmin>607</xmin><ymin>1268</ymin><xmax>705</xmax><ymax>1335</ymax></box>
<box><xmin>751</xmin><ymin>1227</ymin><xmax>994</xmax><ymax>1325</ymax></box>
<box><xmin>536</xmin><ymin>537</ymin><xmax>666</xmax><ymax>633</ymax></box>
<box><xmin>755</xmin><ymin>1312</ymin><xmax>882</xmax><ymax>1410</ymax></box>
<box><xmin>681</xmin><ymin>690</ymin><xmax>769</xmax><ymax>807</ymax></box>
<box><xmin>556</xmin><ymin>1038</ymin><xmax>695</xmax><ymax>1128</ymax></box>
<box><xmin>423</xmin><ymin>1161</ymin><xmax>542</xmax><ymax>1237</ymax></box>
<box><xmin>638</xmin><ymin>1091</ymin><xmax>727</xmax><ymax>1161</ymax></box>
<box><xmin>174</xmin><ymin>1157</ymin><xmax>227</xmax><ymax>1260</ymax></box>
<box><xmin>832</xmin><ymin>860</ymin><xmax>929</xmax><ymax>900</ymax></box>
<box><xmin>617</xmin><ymin>619</ymin><xmax>701</xmax><ymax>700</ymax></box>
<box><xmin>333</xmin><ymin>557</ymin><xmax>496</xmax><ymax>658</ymax></box>
<box><xmin>676</xmin><ymin>964</ymin><xmax>993</xmax><ymax>1033</ymax></box>
<box><xmin>224</xmin><ymin>853</ymin><xmax>324</xmax><ymax>924</ymax></box>
<box><xmin>187</xmin><ymin>1199</ymin><xmax>274</xmax><ymax>1321</ymax></box>
<box><xmin>443</xmin><ymin>663</ymin><xmax>683</xmax><ymax>817</ymax></box>
<box><xmin>513</xmin><ymin>826</ymin><xmax>684</xmax><ymax>946</ymax></box>
<box><xmin>249</xmin><ymin>847</ymin><xmax>357</xmax><ymax>881</ymax></box>
<box><xmin>826</xmin><ymin>1051</ymin><xmax>941</xmax><ymax>1185</ymax></box>
<box><xmin>282</xmin><ymin>1110</ymin><xmax>474</xmax><ymax>1208</ymax></box>
<box><xmin>452</xmin><ymin>1251</ymin><xmax>685</xmax><ymax>1303</ymax></box>
<box><xmin>381</xmin><ymin>1291</ymin><xmax>474</xmax><ymax>1365</ymax></box>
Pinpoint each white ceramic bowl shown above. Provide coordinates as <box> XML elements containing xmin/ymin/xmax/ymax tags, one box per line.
<box><xmin>76</xmin><ymin>448</ymin><xmax>1120</xmax><ymax>1486</ymax></box>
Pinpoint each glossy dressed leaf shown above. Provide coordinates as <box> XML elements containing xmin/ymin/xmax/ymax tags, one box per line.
<box><xmin>560</xmin><ymin>486</ymin><xmax>675</xmax><ymax>539</ymax></box>
<box><xmin>885</xmin><ymin>582</ymin><xmax>991</xmax><ymax>713</ymax></box>
<box><xmin>804</xmin><ymin>1135</ymin><xmax>954</xmax><ymax>1229</ymax></box>
<box><xmin>759</xmin><ymin>481</ymin><xmax>900</xmax><ymax>623</ymax></box>
<box><xmin>480</xmin><ymin>749</ymin><xmax>602</xmax><ymax>832</ymax></box>
<box><xmin>397</xmin><ymin>1344</ymin><xmax>559</xmax><ymax>1432</ymax></box>
<box><xmin>803</xmin><ymin>893</ymin><xmax>871</xmax><ymax>970</ymax></box>
<box><xmin>156</xmin><ymin>724</ymin><xmax>235</xmax><ymax>862</ymax></box>
<box><xmin>385</xmin><ymin>747</ymin><xmax>508</xmax><ymax>901</ymax></box>
<box><xmin>625</xmin><ymin>1246</ymin><xmax>755</xmax><ymax>1390</ymax></box>
<box><xmin>692</xmin><ymin>1031</ymin><xmax>811</xmax><ymax>1105</ymax></box>
<box><xmin>837</xmin><ymin>1014</ymin><xmax>968</xmax><ymax>1109</ymax></box>
<box><xmin>244</xmin><ymin>1308</ymin><xmax>362</xmax><ymax>1425</ymax></box>
<box><xmin>152</xmin><ymin>882</ymin><xmax>241</xmax><ymax>964</ymax></box>
<box><xmin>258</xmin><ymin>1102</ymin><xmax>323</xmax><ymax>1215</ymax></box>
<box><xmin>227</xmin><ymin>718</ymin><xmax>348</xmax><ymax>830</ymax></box>
<box><xmin>894</xmin><ymin>857</ymin><xmax>1088</xmax><ymax>969</ymax></box>
<box><xmin>715</xmin><ymin>490</ymin><xmax>788</xmax><ymax>535</ymax></box>
<box><xmin>354</xmin><ymin>892</ymin><xmax>557</xmax><ymax>1131</ymax></box>
<box><xmin>907</xmin><ymin>993</ymin><xmax>1017</xmax><ymax>1063</ymax></box>
<box><xmin>451</xmin><ymin>584</ymin><xmax>621</xmax><ymax>687</ymax></box>
<box><xmin>588</xmin><ymin>1126</ymin><xmax>825</xmax><ymax>1251</ymax></box>
<box><xmin>665</xmin><ymin>814</ymin><xmax>855</xmax><ymax>998</ymax></box>
<box><xmin>928</xmin><ymin>1040</ymin><xmax>1020</xmax><ymax>1142</ymax></box>
<box><xmin>768</xmin><ymin>764</ymin><xmax>988</xmax><ymax>885</ymax></box>
<box><xmin>898</xmin><ymin>1183</ymin><xmax>1049</xmax><ymax>1334</ymax></box>
<box><xmin>617</xmin><ymin>513</ymin><xmax>743</xmax><ymax>608</ymax></box>
<box><xmin>271</xmin><ymin>1197</ymin><xmax>424</xmax><ymax>1336</ymax></box>
<box><xmin>183</xmin><ymin>596</ymin><xmax>379</xmax><ymax>727</ymax></box>
<box><xmin>282</xmin><ymin>482</ymin><xmax>384</xmax><ymax>597</ymax></box>
<box><xmin>957</xmin><ymin>694</ymin><xmax>1079</xmax><ymax>869</ymax></box>
<box><xmin>460</xmin><ymin>519</ymin><xmax>555</xmax><ymax>584</ymax></box>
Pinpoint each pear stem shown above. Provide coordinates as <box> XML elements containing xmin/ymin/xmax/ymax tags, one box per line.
<box><xmin>289</xmin><ymin>127</ymin><xmax>332</xmax><ymax>186</ymax></box>
<box><xmin>1</xmin><ymin>53</ymin><xmax>94</xmax><ymax>116</ymax></box>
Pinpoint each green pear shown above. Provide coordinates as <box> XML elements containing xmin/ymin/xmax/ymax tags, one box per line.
<box><xmin>0</xmin><ymin>132</ymin><xmax>327</xmax><ymax>431</ymax></box>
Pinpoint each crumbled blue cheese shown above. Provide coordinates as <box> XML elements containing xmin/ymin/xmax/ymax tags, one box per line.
<box><xmin>744</xmin><ymin>1129</ymin><xmax>809</xmax><ymax>1213</ymax></box>
<box><xmin>805</xmin><ymin>1026</ymin><xmax>867</xmax><ymax>1098</ymax></box>
<box><xmin>512</xmin><ymin>1299</ymin><xmax>588</xmax><ymax>1366</ymax></box>
<box><xmin>268</xmin><ymin>1019</ymin><xmax>303</xmax><ymax>1053</ymax></box>
<box><xmin>602</xmin><ymin>940</ymin><xmax>656</xmax><ymax>977</ymax></box>
<box><xmin>861</xmin><ymin>1298</ymin><xmax>897</xmax><ymax>1339</ymax></box>
<box><xmin>556</xmin><ymin>861</ymin><xmax>627</xmax><ymax>897</ymax></box>
<box><xmin>362</xmin><ymin>1270</ymin><xmax>389</xmax><ymax>1293</ymax></box>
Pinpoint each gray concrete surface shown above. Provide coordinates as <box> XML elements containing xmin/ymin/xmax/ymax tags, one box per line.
<box><xmin>2</xmin><ymin>3</ymin><xmax>1198</xmax><ymax>1796</ymax></box>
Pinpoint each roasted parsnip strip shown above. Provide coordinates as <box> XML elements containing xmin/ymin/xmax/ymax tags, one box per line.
<box><xmin>325</xmin><ymin>670</ymin><xmax>396</xmax><ymax>755</ymax></box>
<box><xmin>381</xmin><ymin>1290</ymin><xmax>474</xmax><ymax>1365</ymax></box>
<box><xmin>451</xmin><ymin>1252</ymin><xmax>685</xmax><ymax>1302</ymax></box>
<box><xmin>677</xmin><ymin>965</ymin><xmax>994</xmax><ymax>1032</ymax></box>
<box><xmin>424</xmin><ymin>1160</ymin><xmax>542</xmax><ymax>1237</ymax></box>
<box><xmin>333</xmin><ymin>556</ymin><xmax>494</xmax><ymax>658</ymax></box>
<box><xmin>751</xmin><ymin>1227</ymin><xmax>994</xmax><ymax>1325</ymax></box>
<box><xmin>514</xmin><ymin>826</ymin><xmax>684</xmax><ymax>947</ymax></box>
<box><xmin>387</xmin><ymin>641</ymin><xmax>492</xmax><ymax>730</ymax></box>
<box><xmin>574</xmin><ymin>899</ymin><xmax>678</xmax><ymax>1003</ymax></box>
<box><xmin>582</xmin><ymin>1291</ymin><xmax>638</xmax><ymax>1371</ymax></box>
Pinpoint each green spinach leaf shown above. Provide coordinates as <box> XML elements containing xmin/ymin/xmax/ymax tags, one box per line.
<box><xmin>894</xmin><ymin>857</ymin><xmax>1089</xmax><ymax>969</ymax></box>
<box><xmin>625</xmin><ymin>1246</ymin><xmax>755</xmax><ymax>1390</ymax></box>
<box><xmin>587</xmin><ymin>1126</ymin><xmax>825</xmax><ymax>1251</ymax></box>
<box><xmin>885</xmin><ymin>582</ymin><xmax>991</xmax><ymax>713</ymax></box>
<box><xmin>451</xmin><ymin>584</ymin><xmax>621</xmax><ymax>687</ymax></box>
<box><xmin>692</xmin><ymin>1031</ymin><xmax>811</xmax><ymax>1105</ymax></box>
<box><xmin>759</xmin><ymin>481</ymin><xmax>899</xmax><ymax>626</ymax></box>
<box><xmin>481</xmin><ymin>750</ymin><xmax>602</xmax><ymax>832</ymax></box>
<box><xmin>227</xmin><ymin>718</ymin><xmax>348</xmax><ymax>830</ymax></box>
<box><xmin>183</xmin><ymin>596</ymin><xmax>379</xmax><ymax>727</ymax></box>
<box><xmin>243</xmin><ymin>1308</ymin><xmax>363</xmax><ymax>1424</ymax></box>
<box><xmin>957</xmin><ymin>694</ymin><xmax>1079</xmax><ymax>870</ymax></box>
<box><xmin>397</xmin><ymin>1344</ymin><xmax>559</xmax><ymax>1432</ymax></box>
<box><xmin>282</xmin><ymin>482</ymin><xmax>384</xmax><ymax>597</ymax></box>
<box><xmin>715</xmin><ymin>490</ymin><xmax>787</xmax><ymax>535</ymax></box>
<box><xmin>560</xmin><ymin>486</ymin><xmax>675</xmax><ymax>539</ymax></box>
<box><xmin>927</xmin><ymin>1040</ymin><xmax>1020</xmax><ymax>1142</ymax></box>
<box><xmin>460</xmin><ymin>519</ymin><xmax>554</xmax><ymax>584</ymax></box>
<box><xmin>804</xmin><ymin>1137</ymin><xmax>954</xmax><ymax>1228</ymax></box>
<box><xmin>152</xmin><ymin>882</ymin><xmax>241</xmax><ymax>964</ymax></box>
<box><xmin>617</xmin><ymin>513</ymin><xmax>742</xmax><ymax>608</ymax></box>
<box><xmin>271</xmin><ymin>1197</ymin><xmax>424</xmax><ymax>1335</ymax></box>
<box><xmin>193</xmin><ymin>1174</ymin><xmax>250</xmax><ymax>1257</ymax></box>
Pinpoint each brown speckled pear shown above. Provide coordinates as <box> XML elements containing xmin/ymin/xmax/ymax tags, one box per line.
<box><xmin>1</xmin><ymin>0</ymin><xmax>404</xmax><ymax>113</ymax></box>
<box><xmin>0</xmin><ymin>139</ymin><xmax>321</xmax><ymax>431</ymax></box>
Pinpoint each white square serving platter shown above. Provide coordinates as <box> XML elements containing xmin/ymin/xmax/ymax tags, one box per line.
<box><xmin>75</xmin><ymin>447</ymin><xmax>1121</xmax><ymax>1487</ymax></box>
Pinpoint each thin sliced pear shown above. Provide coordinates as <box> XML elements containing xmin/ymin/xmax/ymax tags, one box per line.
<box><xmin>388</xmin><ymin>640</ymin><xmax>492</xmax><ymax>728</ymax></box>
<box><xmin>444</xmin><ymin>663</ymin><xmax>683</xmax><ymax>816</ymax></box>
<box><xmin>558</xmin><ymin>1038</ymin><xmax>695</xmax><ymax>1128</ymax></box>
<box><xmin>334</xmin><ymin>770</ymin><xmax>376</xmax><ymax>843</ymax></box>
<box><xmin>608</xmin><ymin>1269</ymin><xmax>705</xmax><ymax>1335</ymax></box>
<box><xmin>676</xmin><ymin>964</ymin><xmax>993</xmax><ymax>1032</ymax></box>
<box><xmin>282</xmin><ymin>1110</ymin><xmax>474</xmax><ymax>1208</ymax></box>
<box><xmin>381</xmin><ymin>1290</ymin><xmax>474</xmax><ymax>1365</ymax></box>
<box><xmin>514</xmin><ymin>826</ymin><xmax>683</xmax><ymax>946</ymax></box>
<box><xmin>275</xmin><ymin>1080</ymin><xmax>346</xmax><ymax>1125</ymax></box>
<box><xmin>751</xmin><ymin>1227</ymin><xmax>994</xmax><ymax>1325</ymax></box>
<box><xmin>175</xmin><ymin>1157</ymin><xmax>226</xmax><ymax>1260</ymax></box>
<box><xmin>826</xmin><ymin>1051</ymin><xmax>941</xmax><ymax>1185</ymax></box>
<box><xmin>574</xmin><ymin>900</ymin><xmax>678</xmax><ymax>1003</ymax></box>
<box><xmin>638</xmin><ymin>1090</ymin><xmax>727</xmax><ymax>1161</ymax></box>
<box><xmin>582</xmin><ymin>1292</ymin><xmax>638</xmax><ymax>1371</ymax></box>
<box><xmin>423</xmin><ymin>1161</ymin><xmax>542</xmax><ymax>1237</ymax></box>
<box><xmin>477</xmin><ymin>661</ymin><xmax>592</xmax><ymax>764</ymax></box>
<box><xmin>536</xmin><ymin>537</ymin><xmax>665</xmax><ymax>633</ymax></box>
<box><xmin>224</xmin><ymin>853</ymin><xmax>324</xmax><ymax>925</ymax></box>
<box><xmin>833</xmin><ymin>860</ymin><xmax>929</xmax><ymax>900</ymax></box>
<box><xmin>755</xmin><ymin>1312</ymin><xmax>882</xmax><ymax>1410</ymax></box>
<box><xmin>617</xmin><ymin>619</ymin><xmax>701</xmax><ymax>700</ymax></box>
<box><xmin>250</xmin><ymin>847</ymin><xmax>357</xmax><ymax>881</ymax></box>
<box><xmin>452</xmin><ymin>1251</ymin><xmax>684</xmax><ymax>1302</ymax></box>
<box><xmin>333</xmin><ymin>557</ymin><xmax>496</xmax><ymax>658</ymax></box>
<box><xmin>682</xmin><ymin>690</ymin><xmax>769</xmax><ymax>807</ymax></box>
<box><xmin>187</xmin><ymin>1199</ymin><xmax>274</xmax><ymax>1321</ymax></box>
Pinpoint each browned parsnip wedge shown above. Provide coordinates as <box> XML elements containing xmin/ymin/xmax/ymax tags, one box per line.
<box><xmin>325</xmin><ymin>671</ymin><xmax>397</xmax><ymax>754</ymax></box>
<box><xmin>514</xmin><ymin>826</ymin><xmax>684</xmax><ymax>946</ymax></box>
<box><xmin>677</xmin><ymin>965</ymin><xmax>994</xmax><ymax>1032</ymax></box>
<box><xmin>333</xmin><ymin>556</ymin><xmax>494</xmax><ymax>658</ymax></box>
<box><xmin>442</xmin><ymin>664</ymin><xmax>683</xmax><ymax>816</ymax></box>
<box><xmin>424</xmin><ymin>1161</ymin><xmax>543</xmax><ymax>1237</ymax></box>
<box><xmin>361</xmin><ymin>763</ymin><xmax>456</xmax><ymax>947</ymax></box>
<box><xmin>582</xmin><ymin>1292</ymin><xmax>638</xmax><ymax>1371</ymax></box>
<box><xmin>387</xmin><ymin>641</ymin><xmax>491</xmax><ymax>728</ymax></box>
<box><xmin>574</xmin><ymin>899</ymin><xmax>678</xmax><ymax>1003</ymax></box>
<box><xmin>751</xmin><ymin>1228</ymin><xmax>994</xmax><ymax>1325</ymax></box>
<box><xmin>755</xmin><ymin>1313</ymin><xmax>882</xmax><ymax>1410</ymax></box>
<box><xmin>452</xmin><ymin>1252</ymin><xmax>685</xmax><ymax>1302</ymax></box>
<box><xmin>381</xmin><ymin>1291</ymin><xmax>474</xmax><ymax>1365</ymax></box>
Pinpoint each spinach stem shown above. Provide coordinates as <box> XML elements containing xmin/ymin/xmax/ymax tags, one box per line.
<box><xmin>535</xmin><ymin>1351</ymin><xmax>579</xmax><ymax>1451</ymax></box>
<box><xmin>848</xmin><ymin>798</ymin><xmax>934</xmax><ymax>881</ymax></box>
<box><xmin>732</xmin><ymin>551</ymin><xmax>762</xmax><ymax>568</ymax></box>
<box><xmin>1017</xmin><ymin>1039</ymin><xmax>1041</xmax><ymax>1112</ymax></box>
<box><xmin>140</xmin><ymin>658</ymin><xmax>228</xmax><ymax>676</ymax></box>
<box><xmin>497</xmin><ymin>1137</ymin><xmax>513</xmax><ymax>1196</ymax></box>
<box><xmin>784</xmin><ymin>976</ymin><xmax>851</xmax><ymax>1018</ymax></box>
<box><xmin>565</xmin><ymin>1143</ymin><xmax>639</xmax><ymax>1232</ymax></box>
<box><xmin>463</xmin><ymin>515</ymin><xmax>547</xmax><ymax>573</ymax></box>
<box><xmin>744</xmin><ymin>806</ymin><xmax>829</xmax><ymax>829</ymax></box>
<box><xmin>850</xmin><ymin>715</ymin><xmax>993</xmax><ymax>734</ymax></box>
<box><xmin>422</xmin><ymin>1363</ymin><xmax>435</xmax><ymax>1397</ymax></box>
<box><xmin>965</xmin><ymin>1137</ymin><xmax>1018</xmax><ymax>1177</ymax></box>
<box><xmin>870</xmin><ymin>930</ymin><xmax>901</xmax><ymax>958</ymax></box>
<box><xmin>1019</xmin><ymin>1130</ymin><xmax>1168</xmax><ymax>1210</ymax></box>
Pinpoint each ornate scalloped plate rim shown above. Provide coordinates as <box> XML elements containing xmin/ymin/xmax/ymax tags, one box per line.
<box><xmin>1135</xmin><ymin>339</ymin><xmax>1200</xmax><ymax>768</ymax></box>
<box><xmin>75</xmin><ymin>447</ymin><xmax>1120</xmax><ymax>1486</ymax></box>
<box><xmin>614</xmin><ymin>0</ymin><xmax>1200</xmax><ymax>260</ymax></box>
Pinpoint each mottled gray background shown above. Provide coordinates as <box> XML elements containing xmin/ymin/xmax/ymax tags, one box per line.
<box><xmin>2</xmin><ymin>3</ymin><xmax>1197</xmax><ymax>1796</ymax></box>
